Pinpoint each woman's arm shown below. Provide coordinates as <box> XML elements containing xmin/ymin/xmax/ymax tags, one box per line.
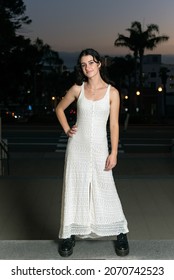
<box><xmin>105</xmin><ymin>86</ymin><xmax>120</xmax><ymax>171</ymax></box>
<box><xmin>55</xmin><ymin>84</ymin><xmax>80</xmax><ymax>136</ymax></box>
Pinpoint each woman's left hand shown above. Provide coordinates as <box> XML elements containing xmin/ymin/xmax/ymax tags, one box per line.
<box><xmin>67</xmin><ymin>125</ymin><xmax>78</xmax><ymax>137</ymax></box>
<box><xmin>104</xmin><ymin>154</ymin><xmax>117</xmax><ymax>171</ymax></box>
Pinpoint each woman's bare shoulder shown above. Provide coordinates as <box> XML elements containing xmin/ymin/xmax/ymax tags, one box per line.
<box><xmin>68</xmin><ymin>84</ymin><xmax>82</xmax><ymax>98</ymax></box>
<box><xmin>110</xmin><ymin>85</ymin><xmax>120</xmax><ymax>99</ymax></box>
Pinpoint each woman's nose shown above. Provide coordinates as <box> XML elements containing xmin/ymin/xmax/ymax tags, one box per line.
<box><xmin>85</xmin><ymin>63</ymin><xmax>91</xmax><ymax>71</ymax></box>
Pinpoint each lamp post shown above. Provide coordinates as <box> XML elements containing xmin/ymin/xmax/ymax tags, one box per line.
<box><xmin>157</xmin><ymin>86</ymin><xmax>165</xmax><ymax>119</ymax></box>
<box><xmin>123</xmin><ymin>95</ymin><xmax>130</xmax><ymax>131</ymax></box>
<box><xmin>136</xmin><ymin>90</ymin><xmax>141</xmax><ymax>113</ymax></box>
<box><xmin>51</xmin><ymin>96</ymin><xmax>56</xmax><ymax>111</ymax></box>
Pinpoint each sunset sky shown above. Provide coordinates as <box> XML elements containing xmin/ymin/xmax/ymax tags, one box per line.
<box><xmin>23</xmin><ymin>0</ymin><xmax>174</xmax><ymax>58</ymax></box>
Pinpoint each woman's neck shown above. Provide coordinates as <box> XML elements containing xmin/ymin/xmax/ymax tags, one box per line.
<box><xmin>86</xmin><ymin>77</ymin><xmax>106</xmax><ymax>90</ymax></box>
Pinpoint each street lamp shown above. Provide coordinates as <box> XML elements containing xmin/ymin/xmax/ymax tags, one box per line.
<box><xmin>51</xmin><ymin>96</ymin><xmax>56</xmax><ymax>111</ymax></box>
<box><xmin>136</xmin><ymin>90</ymin><xmax>141</xmax><ymax>96</ymax></box>
<box><xmin>124</xmin><ymin>95</ymin><xmax>129</xmax><ymax>112</ymax></box>
<box><xmin>135</xmin><ymin>90</ymin><xmax>141</xmax><ymax>112</ymax></box>
<box><xmin>157</xmin><ymin>86</ymin><xmax>165</xmax><ymax>118</ymax></box>
<box><xmin>157</xmin><ymin>86</ymin><xmax>163</xmax><ymax>93</ymax></box>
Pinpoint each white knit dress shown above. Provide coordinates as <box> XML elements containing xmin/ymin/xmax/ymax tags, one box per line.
<box><xmin>59</xmin><ymin>83</ymin><xmax>128</xmax><ymax>239</ymax></box>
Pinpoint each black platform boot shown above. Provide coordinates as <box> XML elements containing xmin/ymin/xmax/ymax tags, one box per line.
<box><xmin>58</xmin><ymin>235</ymin><xmax>75</xmax><ymax>257</ymax></box>
<box><xmin>115</xmin><ymin>233</ymin><xmax>129</xmax><ymax>256</ymax></box>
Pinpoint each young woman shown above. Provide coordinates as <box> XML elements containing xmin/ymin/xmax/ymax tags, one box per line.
<box><xmin>56</xmin><ymin>48</ymin><xmax>129</xmax><ymax>257</ymax></box>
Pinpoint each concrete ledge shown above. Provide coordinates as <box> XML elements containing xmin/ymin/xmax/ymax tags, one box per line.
<box><xmin>0</xmin><ymin>240</ymin><xmax>174</xmax><ymax>260</ymax></box>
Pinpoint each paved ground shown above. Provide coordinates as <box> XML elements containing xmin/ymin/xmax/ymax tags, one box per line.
<box><xmin>0</xmin><ymin>149</ymin><xmax>173</xmax><ymax>259</ymax></box>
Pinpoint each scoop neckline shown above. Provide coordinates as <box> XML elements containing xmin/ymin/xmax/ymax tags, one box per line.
<box><xmin>83</xmin><ymin>83</ymin><xmax>109</xmax><ymax>102</ymax></box>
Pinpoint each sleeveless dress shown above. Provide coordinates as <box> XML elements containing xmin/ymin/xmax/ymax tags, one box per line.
<box><xmin>59</xmin><ymin>83</ymin><xmax>128</xmax><ymax>239</ymax></box>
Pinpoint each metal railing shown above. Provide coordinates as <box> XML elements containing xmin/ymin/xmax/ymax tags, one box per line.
<box><xmin>0</xmin><ymin>139</ymin><xmax>9</xmax><ymax>176</ymax></box>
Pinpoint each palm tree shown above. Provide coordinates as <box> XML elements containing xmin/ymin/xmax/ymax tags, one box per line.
<box><xmin>114</xmin><ymin>31</ymin><xmax>139</xmax><ymax>88</ymax></box>
<box><xmin>114</xmin><ymin>21</ymin><xmax>169</xmax><ymax>88</ymax></box>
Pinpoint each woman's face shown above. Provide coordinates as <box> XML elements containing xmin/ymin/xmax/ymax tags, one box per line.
<box><xmin>80</xmin><ymin>55</ymin><xmax>100</xmax><ymax>78</ymax></box>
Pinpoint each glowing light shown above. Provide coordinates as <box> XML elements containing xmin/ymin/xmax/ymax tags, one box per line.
<box><xmin>158</xmin><ymin>86</ymin><xmax>163</xmax><ymax>93</ymax></box>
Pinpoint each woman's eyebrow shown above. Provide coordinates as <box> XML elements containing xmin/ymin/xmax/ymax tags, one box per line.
<box><xmin>81</xmin><ymin>59</ymin><xmax>94</xmax><ymax>64</ymax></box>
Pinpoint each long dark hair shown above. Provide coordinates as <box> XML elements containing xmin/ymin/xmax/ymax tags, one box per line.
<box><xmin>75</xmin><ymin>48</ymin><xmax>114</xmax><ymax>86</ymax></box>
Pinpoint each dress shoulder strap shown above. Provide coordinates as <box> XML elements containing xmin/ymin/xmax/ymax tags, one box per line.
<box><xmin>106</xmin><ymin>84</ymin><xmax>111</xmax><ymax>97</ymax></box>
<box><xmin>77</xmin><ymin>82</ymin><xmax>84</xmax><ymax>101</ymax></box>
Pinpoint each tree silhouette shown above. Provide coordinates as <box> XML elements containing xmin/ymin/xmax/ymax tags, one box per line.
<box><xmin>0</xmin><ymin>0</ymin><xmax>31</xmax><ymax>103</ymax></box>
<box><xmin>0</xmin><ymin>0</ymin><xmax>31</xmax><ymax>54</ymax></box>
<box><xmin>114</xmin><ymin>21</ymin><xmax>169</xmax><ymax>88</ymax></box>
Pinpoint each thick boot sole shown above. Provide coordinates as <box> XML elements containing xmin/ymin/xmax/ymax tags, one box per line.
<box><xmin>115</xmin><ymin>247</ymin><xmax>129</xmax><ymax>257</ymax></box>
<box><xmin>59</xmin><ymin>247</ymin><xmax>73</xmax><ymax>257</ymax></box>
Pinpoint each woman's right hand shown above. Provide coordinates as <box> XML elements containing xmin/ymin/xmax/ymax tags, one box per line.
<box><xmin>66</xmin><ymin>125</ymin><xmax>78</xmax><ymax>137</ymax></box>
